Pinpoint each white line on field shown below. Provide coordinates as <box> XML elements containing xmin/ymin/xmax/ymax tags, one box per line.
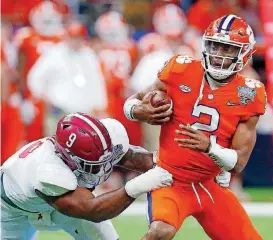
<box><xmin>120</xmin><ymin>202</ymin><xmax>273</xmax><ymax>217</ymax></box>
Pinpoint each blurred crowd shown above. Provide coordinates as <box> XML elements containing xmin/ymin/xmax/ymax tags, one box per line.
<box><xmin>1</xmin><ymin>0</ymin><xmax>273</xmax><ymax>197</ymax></box>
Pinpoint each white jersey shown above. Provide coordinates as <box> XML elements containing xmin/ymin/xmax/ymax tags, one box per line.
<box><xmin>1</xmin><ymin>118</ymin><xmax>129</xmax><ymax>213</ymax></box>
<box><xmin>27</xmin><ymin>42</ymin><xmax>107</xmax><ymax>113</ymax></box>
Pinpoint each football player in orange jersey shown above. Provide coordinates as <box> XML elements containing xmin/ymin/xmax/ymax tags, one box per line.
<box><xmin>152</xmin><ymin>4</ymin><xmax>201</xmax><ymax>59</ymax></box>
<box><xmin>95</xmin><ymin>11</ymin><xmax>142</xmax><ymax>146</ymax></box>
<box><xmin>14</xmin><ymin>1</ymin><xmax>65</xmax><ymax>142</ymax></box>
<box><xmin>124</xmin><ymin>15</ymin><xmax>266</xmax><ymax>239</ymax></box>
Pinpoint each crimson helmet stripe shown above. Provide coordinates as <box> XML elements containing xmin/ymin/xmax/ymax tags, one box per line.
<box><xmin>73</xmin><ymin>113</ymin><xmax>108</xmax><ymax>150</ymax></box>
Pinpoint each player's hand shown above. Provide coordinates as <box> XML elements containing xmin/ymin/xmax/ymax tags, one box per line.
<box><xmin>215</xmin><ymin>171</ymin><xmax>231</xmax><ymax>188</ymax></box>
<box><xmin>132</xmin><ymin>94</ymin><xmax>172</xmax><ymax>125</ymax></box>
<box><xmin>174</xmin><ymin>124</ymin><xmax>210</xmax><ymax>152</ymax></box>
<box><xmin>125</xmin><ymin>166</ymin><xmax>173</xmax><ymax>198</ymax></box>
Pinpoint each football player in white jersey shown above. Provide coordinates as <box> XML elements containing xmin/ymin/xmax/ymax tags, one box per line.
<box><xmin>1</xmin><ymin>112</ymin><xmax>173</xmax><ymax>240</ymax></box>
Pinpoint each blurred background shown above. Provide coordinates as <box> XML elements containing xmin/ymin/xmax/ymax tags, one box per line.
<box><xmin>1</xmin><ymin>0</ymin><xmax>273</xmax><ymax>239</ymax></box>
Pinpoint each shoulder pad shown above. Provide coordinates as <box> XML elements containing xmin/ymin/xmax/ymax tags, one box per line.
<box><xmin>100</xmin><ymin>118</ymin><xmax>129</xmax><ymax>163</ymax></box>
<box><xmin>158</xmin><ymin>54</ymin><xmax>199</xmax><ymax>82</ymax></box>
<box><xmin>36</xmin><ymin>164</ymin><xmax>77</xmax><ymax>196</ymax></box>
<box><xmin>240</xmin><ymin>78</ymin><xmax>267</xmax><ymax>121</ymax></box>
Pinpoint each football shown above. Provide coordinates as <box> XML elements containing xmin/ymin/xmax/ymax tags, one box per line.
<box><xmin>143</xmin><ymin>90</ymin><xmax>172</xmax><ymax>108</ymax></box>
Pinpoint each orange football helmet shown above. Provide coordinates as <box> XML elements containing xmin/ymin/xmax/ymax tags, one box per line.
<box><xmin>202</xmin><ymin>15</ymin><xmax>256</xmax><ymax>80</ymax></box>
<box><xmin>29</xmin><ymin>1</ymin><xmax>64</xmax><ymax>36</ymax></box>
<box><xmin>95</xmin><ymin>11</ymin><xmax>129</xmax><ymax>44</ymax></box>
<box><xmin>153</xmin><ymin>4</ymin><xmax>187</xmax><ymax>39</ymax></box>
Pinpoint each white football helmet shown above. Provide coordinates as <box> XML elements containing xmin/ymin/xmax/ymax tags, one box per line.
<box><xmin>95</xmin><ymin>11</ymin><xmax>129</xmax><ymax>44</ymax></box>
<box><xmin>29</xmin><ymin>1</ymin><xmax>64</xmax><ymax>36</ymax></box>
<box><xmin>153</xmin><ymin>4</ymin><xmax>187</xmax><ymax>39</ymax></box>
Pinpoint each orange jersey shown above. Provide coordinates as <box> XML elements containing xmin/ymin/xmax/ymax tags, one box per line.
<box><xmin>157</xmin><ymin>55</ymin><xmax>266</xmax><ymax>187</ymax></box>
<box><xmin>14</xmin><ymin>27</ymin><xmax>63</xmax><ymax>95</ymax></box>
<box><xmin>1</xmin><ymin>0</ymin><xmax>42</xmax><ymax>25</ymax></box>
<box><xmin>98</xmin><ymin>40</ymin><xmax>138</xmax><ymax>81</ymax></box>
<box><xmin>98</xmin><ymin>40</ymin><xmax>142</xmax><ymax>145</ymax></box>
<box><xmin>1</xmin><ymin>46</ymin><xmax>24</xmax><ymax>163</ymax></box>
<box><xmin>98</xmin><ymin>40</ymin><xmax>138</xmax><ymax>117</ymax></box>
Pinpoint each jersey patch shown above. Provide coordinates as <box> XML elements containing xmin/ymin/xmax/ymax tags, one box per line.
<box><xmin>237</xmin><ymin>86</ymin><xmax>257</xmax><ymax>105</ymax></box>
<box><xmin>179</xmin><ymin>84</ymin><xmax>192</xmax><ymax>93</ymax></box>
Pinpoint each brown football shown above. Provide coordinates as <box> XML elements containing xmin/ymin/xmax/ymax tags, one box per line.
<box><xmin>143</xmin><ymin>90</ymin><xmax>172</xmax><ymax>108</ymax></box>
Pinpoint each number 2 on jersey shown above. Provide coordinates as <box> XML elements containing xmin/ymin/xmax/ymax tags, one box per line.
<box><xmin>191</xmin><ymin>105</ymin><xmax>219</xmax><ymax>144</ymax></box>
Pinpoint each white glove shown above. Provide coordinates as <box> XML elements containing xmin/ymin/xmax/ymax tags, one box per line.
<box><xmin>215</xmin><ymin>171</ymin><xmax>231</xmax><ymax>188</ymax></box>
<box><xmin>20</xmin><ymin>99</ymin><xmax>36</xmax><ymax>125</ymax></box>
<box><xmin>125</xmin><ymin>166</ymin><xmax>173</xmax><ymax>198</ymax></box>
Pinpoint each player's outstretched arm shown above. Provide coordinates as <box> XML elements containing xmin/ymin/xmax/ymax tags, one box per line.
<box><xmin>124</xmin><ymin>79</ymin><xmax>172</xmax><ymax>125</ymax></box>
<box><xmin>117</xmin><ymin>146</ymin><xmax>154</xmax><ymax>173</ymax></box>
<box><xmin>36</xmin><ymin>186</ymin><xmax>134</xmax><ymax>223</ymax></box>
<box><xmin>35</xmin><ymin>167</ymin><xmax>172</xmax><ymax>223</ymax></box>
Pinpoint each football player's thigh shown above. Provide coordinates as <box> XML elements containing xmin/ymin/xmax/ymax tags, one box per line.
<box><xmin>50</xmin><ymin>210</ymin><xmax>119</xmax><ymax>240</ymax></box>
<box><xmin>147</xmin><ymin>186</ymin><xmax>195</xmax><ymax>231</ymax></box>
<box><xmin>194</xmin><ymin>183</ymin><xmax>262</xmax><ymax>240</ymax></box>
<box><xmin>1</xmin><ymin>202</ymin><xmax>32</xmax><ymax>240</ymax></box>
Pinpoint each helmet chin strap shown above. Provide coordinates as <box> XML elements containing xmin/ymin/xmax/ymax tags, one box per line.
<box><xmin>206</xmin><ymin>72</ymin><xmax>224</xmax><ymax>83</ymax></box>
<box><xmin>205</xmin><ymin>71</ymin><xmax>235</xmax><ymax>83</ymax></box>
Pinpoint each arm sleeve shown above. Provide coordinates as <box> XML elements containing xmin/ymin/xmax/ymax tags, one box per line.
<box><xmin>35</xmin><ymin>164</ymin><xmax>77</xmax><ymax>197</ymax></box>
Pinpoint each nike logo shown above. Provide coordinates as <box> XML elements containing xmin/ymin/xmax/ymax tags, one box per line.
<box><xmin>226</xmin><ymin>101</ymin><xmax>240</xmax><ymax>106</ymax></box>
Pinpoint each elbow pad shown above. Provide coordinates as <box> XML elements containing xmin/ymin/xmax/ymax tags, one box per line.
<box><xmin>208</xmin><ymin>142</ymin><xmax>238</xmax><ymax>171</ymax></box>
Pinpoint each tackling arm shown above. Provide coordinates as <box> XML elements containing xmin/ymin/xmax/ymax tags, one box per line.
<box><xmin>36</xmin><ymin>166</ymin><xmax>172</xmax><ymax>223</ymax></box>
<box><xmin>36</xmin><ymin>186</ymin><xmax>134</xmax><ymax>223</ymax></box>
<box><xmin>117</xmin><ymin>146</ymin><xmax>154</xmax><ymax>173</ymax></box>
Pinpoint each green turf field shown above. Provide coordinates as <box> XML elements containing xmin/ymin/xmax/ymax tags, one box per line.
<box><xmin>37</xmin><ymin>216</ymin><xmax>273</xmax><ymax>240</ymax></box>
<box><xmin>245</xmin><ymin>187</ymin><xmax>273</xmax><ymax>202</ymax></box>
